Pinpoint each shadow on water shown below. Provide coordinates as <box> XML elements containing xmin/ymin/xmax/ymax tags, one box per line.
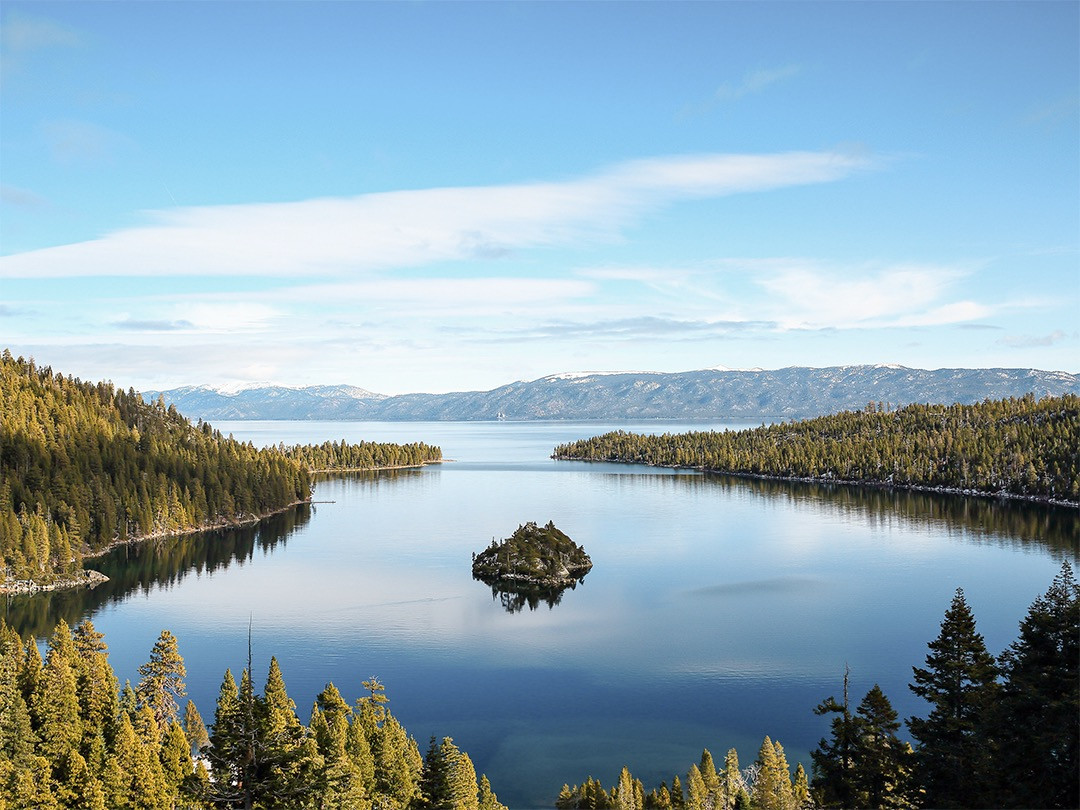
<box><xmin>2</xmin><ymin>503</ymin><xmax>312</xmax><ymax>639</ymax></box>
<box><xmin>702</xmin><ymin>473</ymin><xmax>1079</xmax><ymax>558</ymax></box>
<box><xmin>473</xmin><ymin>574</ymin><xmax>588</xmax><ymax>614</ymax></box>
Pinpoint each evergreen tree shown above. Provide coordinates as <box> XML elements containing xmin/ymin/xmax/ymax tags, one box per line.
<box><xmin>135</xmin><ymin>629</ymin><xmax>187</xmax><ymax>732</ymax></box>
<box><xmin>685</xmin><ymin>764</ymin><xmax>707</xmax><ymax>810</ymax></box>
<box><xmin>54</xmin><ymin>749</ymin><xmax>107</xmax><ymax>810</ymax></box>
<box><xmin>183</xmin><ymin>699</ymin><xmax>210</xmax><ymax>755</ymax></box>
<box><xmin>907</xmin><ymin>588</ymin><xmax>998</xmax><ymax>808</ymax></box>
<box><xmin>791</xmin><ymin>764</ymin><xmax>811</xmax><ymax>810</ymax></box>
<box><xmin>33</xmin><ymin>625</ymin><xmax>82</xmax><ymax>767</ymax></box>
<box><xmin>478</xmin><ymin>773</ymin><xmax>508</xmax><ymax>810</ymax></box>
<box><xmin>752</xmin><ymin>736</ymin><xmax>794</xmax><ymax>810</ymax></box>
<box><xmin>991</xmin><ymin>561</ymin><xmax>1080</xmax><ymax>808</ymax></box>
<box><xmin>616</xmin><ymin>766</ymin><xmax>640</xmax><ymax>810</ymax></box>
<box><xmin>853</xmin><ymin>685</ymin><xmax>914</xmax><ymax>809</ymax></box>
<box><xmin>810</xmin><ymin>669</ymin><xmax>859</xmax><ymax>808</ymax></box>
<box><xmin>719</xmin><ymin>748</ymin><xmax>742</xmax><ymax>810</ymax></box>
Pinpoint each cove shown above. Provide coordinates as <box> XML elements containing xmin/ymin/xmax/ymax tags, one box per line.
<box><xmin>4</xmin><ymin>420</ymin><xmax>1077</xmax><ymax>809</ymax></box>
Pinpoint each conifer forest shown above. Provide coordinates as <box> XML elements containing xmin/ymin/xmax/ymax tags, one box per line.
<box><xmin>0</xmin><ymin>354</ymin><xmax>1077</xmax><ymax>808</ymax></box>
<box><xmin>0</xmin><ymin>352</ymin><xmax>440</xmax><ymax>588</ymax></box>
<box><xmin>553</xmin><ymin>395</ymin><xmax>1080</xmax><ymax>503</ymax></box>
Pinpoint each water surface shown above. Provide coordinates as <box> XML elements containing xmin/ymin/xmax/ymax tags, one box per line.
<box><xmin>6</xmin><ymin>420</ymin><xmax>1076</xmax><ymax>808</ymax></box>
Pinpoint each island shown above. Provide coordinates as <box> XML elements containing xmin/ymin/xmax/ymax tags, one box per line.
<box><xmin>472</xmin><ymin>521</ymin><xmax>593</xmax><ymax>587</ymax></box>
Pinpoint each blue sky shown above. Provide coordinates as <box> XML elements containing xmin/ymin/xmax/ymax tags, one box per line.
<box><xmin>2</xmin><ymin>1</ymin><xmax>1077</xmax><ymax>394</ymax></box>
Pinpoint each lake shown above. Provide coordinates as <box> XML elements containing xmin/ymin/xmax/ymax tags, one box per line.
<box><xmin>5</xmin><ymin>420</ymin><xmax>1077</xmax><ymax>808</ymax></box>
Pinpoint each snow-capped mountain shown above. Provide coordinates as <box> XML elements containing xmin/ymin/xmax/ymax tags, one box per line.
<box><xmin>142</xmin><ymin>365</ymin><xmax>1080</xmax><ymax>422</ymax></box>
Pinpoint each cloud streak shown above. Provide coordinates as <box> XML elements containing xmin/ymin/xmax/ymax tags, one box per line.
<box><xmin>0</xmin><ymin>150</ymin><xmax>870</xmax><ymax>279</ymax></box>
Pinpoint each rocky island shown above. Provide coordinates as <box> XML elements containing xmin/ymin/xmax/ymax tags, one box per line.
<box><xmin>472</xmin><ymin>521</ymin><xmax>592</xmax><ymax>588</ymax></box>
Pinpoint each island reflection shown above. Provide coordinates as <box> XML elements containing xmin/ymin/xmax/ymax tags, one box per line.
<box><xmin>475</xmin><ymin>576</ymin><xmax>587</xmax><ymax>614</ymax></box>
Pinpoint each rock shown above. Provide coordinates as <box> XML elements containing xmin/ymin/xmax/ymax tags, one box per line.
<box><xmin>472</xmin><ymin>521</ymin><xmax>592</xmax><ymax>588</ymax></box>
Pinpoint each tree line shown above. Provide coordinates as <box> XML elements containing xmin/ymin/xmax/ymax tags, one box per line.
<box><xmin>553</xmin><ymin>395</ymin><xmax>1079</xmax><ymax>503</ymax></box>
<box><xmin>278</xmin><ymin>440</ymin><xmax>441</xmax><ymax>472</ymax></box>
<box><xmin>556</xmin><ymin>562</ymin><xmax>1078</xmax><ymax>809</ymax></box>
<box><xmin>0</xmin><ymin>618</ymin><xmax>507</xmax><ymax>810</ymax></box>
<box><xmin>0</xmin><ymin>352</ymin><xmax>440</xmax><ymax>587</ymax></box>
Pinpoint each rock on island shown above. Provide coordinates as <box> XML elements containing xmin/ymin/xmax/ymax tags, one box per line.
<box><xmin>472</xmin><ymin>521</ymin><xmax>592</xmax><ymax>588</ymax></box>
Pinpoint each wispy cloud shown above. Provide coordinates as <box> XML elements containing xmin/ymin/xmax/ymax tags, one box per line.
<box><xmin>1</xmin><ymin>11</ymin><xmax>81</xmax><ymax>84</ymax></box>
<box><xmin>0</xmin><ymin>150</ymin><xmax>870</xmax><ymax>279</ymax></box>
<box><xmin>998</xmin><ymin>330</ymin><xmax>1071</xmax><ymax>349</ymax></box>
<box><xmin>1</xmin><ymin>184</ymin><xmax>48</xmax><ymax>207</ymax></box>
<box><xmin>1</xmin><ymin>12</ymin><xmax>80</xmax><ymax>52</ymax></box>
<box><xmin>714</xmin><ymin>65</ymin><xmax>802</xmax><ymax>102</ymax></box>
<box><xmin>111</xmin><ymin>318</ymin><xmax>195</xmax><ymax>332</ymax></box>
<box><xmin>749</xmin><ymin>260</ymin><xmax>989</xmax><ymax>329</ymax></box>
<box><xmin>41</xmin><ymin>119</ymin><xmax>132</xmax><ymax>165</ymax></box>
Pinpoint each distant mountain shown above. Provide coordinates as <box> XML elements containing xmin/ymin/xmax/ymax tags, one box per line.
<box><xmin>143</xmin><ymin>383</ymin><xmax>387</xmax><ymax>420</ymax></box>
<box><xmin>142</xmin><ymin>365</ymin><xmax>1080</xmax><ymax>422</ymax></box>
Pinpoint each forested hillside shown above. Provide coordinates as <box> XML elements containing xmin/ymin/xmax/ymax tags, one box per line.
<box><xmin>0</xmin><ymin>619</ymin><xmax>507</xmax><ymax>810</ymax></box>
<box><xmin>0</xmin><ymin>353</ymin><xmax>440</xmax><ymax>588</ymax></box>
<box><xmin>554</xmin><ymin>395</ymin><xmax>1080</xmax><ymax>503</ymax></box>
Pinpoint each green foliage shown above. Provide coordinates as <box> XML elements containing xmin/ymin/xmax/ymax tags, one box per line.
<box><xmin>989</xmin><ymin>561</ymin><xmax>1079</xmax><ymax>808</ymax></box>
<box><xmin>279</xmin><ymin>438</ymin><xmax>442</xmax><ymax>471</ymax></box>
<box><xmin>553</xmin><ymin>394</ymin><xmax>1080</xmax><ymax>502</ymax></box>
<box><xmin>907</xmin><ymin>589</ymin><xmax>998</xmax><ymax>808</ymax></box>
<box><xmin>0</xmin><ymin>352</ymin><xmax>310</xmax><ymax>585</ymax></box>
<box><xmin>135</xmin><ymin>629</ymin><xmax>187</xmax><ymax>731</ymax></box>
<box><xmin>0</xmin><ymin>351</ymin><xmax>444</xmax><ymax>587</ymax></box>
<box><xmin>472</xmin><ymin>521</ymin><xmax>593</xmax><ymax>585</ymax></box>
<box><xmin>0</xmin><ymin>617</ymin><xmax>496</xmax><ymax>809</ymax></box>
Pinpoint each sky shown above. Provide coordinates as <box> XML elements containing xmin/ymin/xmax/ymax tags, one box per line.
<box><xmin>1</xmin><ymin>1</ymin><xmax>1077</xmax><ymax>395</ymax></box>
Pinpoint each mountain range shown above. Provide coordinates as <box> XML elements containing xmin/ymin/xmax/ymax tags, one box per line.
<box><xmin>142</xmin><ymin>365</ymin><xmax>1080</xmax><ymax>422</ymax></box>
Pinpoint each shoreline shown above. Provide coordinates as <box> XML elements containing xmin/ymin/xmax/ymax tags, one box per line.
<box><xmin>1</xmin><ymin>462</ymin><xmax>446</xmax><ymax>595</ymax></box>
<box><xmin>308</xmin><ymin>460</ymin><xmax>446</xmax><ymax>474</ymax></box>
<box><xmin>551</xmin><ymin>455</ymin><xmax>1080</xmax><ymax>510</ymax></box>
<box><xmin>0</xmin><ymin>499</ymin><xmax>312</xmax><ymax>595</ymax></box>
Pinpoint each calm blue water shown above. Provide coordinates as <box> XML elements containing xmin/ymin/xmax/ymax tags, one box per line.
<box><xmin>7</xmin><ymin>420</ymin><xmax>1077</xmax><ymax>808</ymax></box>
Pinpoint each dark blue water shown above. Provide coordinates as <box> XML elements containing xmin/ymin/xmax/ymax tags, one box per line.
<box><xmin>6</xmin><ymin>421</ymin><xmax>1077</xmax><ymax>808</ymax></box>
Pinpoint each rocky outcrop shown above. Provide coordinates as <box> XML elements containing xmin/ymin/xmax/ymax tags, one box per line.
<box><xmin>472</xmin><ymin>521</ymin><xmax>592</xmax><ymax>588</ymax></box>
<box><xmin>0</xmin><ymin>568</ymin><xmax>109</xmax><ymax>595</ymax></box>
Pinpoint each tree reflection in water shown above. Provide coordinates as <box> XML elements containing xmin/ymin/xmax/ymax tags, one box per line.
<box><xmin>2</xmin><ymin>504</ymin><xmax>313</xmax><ymax>639</ymax></box>
<box><xmin>474</xmin><ymin>575</ymin><xmax>587</xmax><ymax>614</ymax></box>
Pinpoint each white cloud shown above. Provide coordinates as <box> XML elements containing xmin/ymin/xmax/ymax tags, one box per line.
<box><xmin>752</xmin><ymin>261</ymin><xmax>987</xmax><ymax>329</ymax></box>
<box><xmin>0</xmin><ymin>150</ymin><xmax>870</xmax><ymax>279</ymax></box>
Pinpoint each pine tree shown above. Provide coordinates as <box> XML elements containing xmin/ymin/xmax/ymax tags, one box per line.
<box><xmin>135</xmin><ymin>630</ymin><xmax>187</xmax><ymax>732</ymax></box>
<box><xmin>791</xmin><ymin>764</ymin><xmax>811</xmax><ymax>810</ymax></box>
<box><xmin>991</xmin><ymin>561</ymin><xmax>1080</xmax><ymax>808</ymax></box>
<box><xmin>852</xmin><ymin>685</ymin><xmax>914</xmax><ymax>808</ymax></box>
<box><xmin>160</xmin><ymin>720</ymin><xmax>194</xmax><ymax>807</ymax></box>
<box><xmin>685</xmin><ymin>763</ymin><xmax>707</xmax><ymax>810</ymax></box>
<box><xmin>907</xmin><ymin>588</ymin><xmax>998</xmax><ymax>808</ymax></box>
<box><xmin>719</xmin><ymin>748</ymin><xmax>742</xmax><ymax>810</ymax></box>
<box><xmin>752</xmin><ymin>736</ymin><xmax>794</xmax><ymax>810</ymax></box>
<box><xmin>616</xmin><ymin>766</ymin><xmax>640</xmax><ymax>810</ymax></box>
<box><xmin>54</xmin><ymin>749</ymin><xmax>107</xmax><ymax>810</ymax></box>
<box><xmin>810</xmin><ymin>669</ymin><xmax>859</xmax><ymax>808</ymax></box>
<box><xmin>33</xmin><ymin>626</ymin><xmax>82</xmax><ymax>767</ymax></box>
<box><xmin>478</xmin><ymin>773</ymin><xmax>507</xmax><ymax>810</ymax></box>
<box><xmin>183</xmin><ymin>699</ymin><xmax>210</xmax><ymax>755</ymax></box>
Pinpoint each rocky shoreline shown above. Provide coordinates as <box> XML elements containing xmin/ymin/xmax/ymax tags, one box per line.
<box><xmin>472</xmin><ymin>521</ymin><xmax>593</xmax><ymax>589</ymax></box>
<box><xmin>1</xmin><ymin>499</ymin><xmax>313</xmax><ymax>595</ymax></box>
<box><xmin>1</xmin><ymin>568</ymin><xmax>110</xmax><ymax>595</ymax></box>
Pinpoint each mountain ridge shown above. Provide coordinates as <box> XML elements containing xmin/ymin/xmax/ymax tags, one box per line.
<box><xmin>142</xmin><ymin>365</ymin><xmax>1080</xmax><ymax>422</ymax></box>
